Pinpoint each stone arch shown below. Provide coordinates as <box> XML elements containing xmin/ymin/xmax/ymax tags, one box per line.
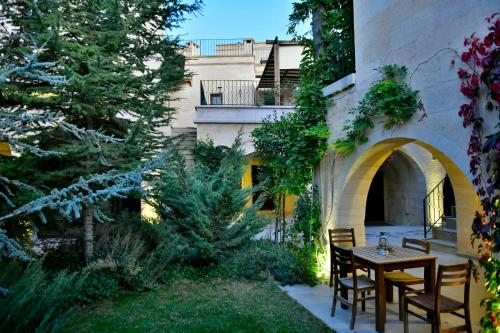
<box><xmin>332</xmin><ymin>133</ymin><xmax>480</xmax><ymax>255</ymax></box>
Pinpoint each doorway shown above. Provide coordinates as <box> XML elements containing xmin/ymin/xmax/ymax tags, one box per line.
<box><xmin>365</xmin><ymin>171</ymin><xmax>385</xmax><ymax>225</ymax></box>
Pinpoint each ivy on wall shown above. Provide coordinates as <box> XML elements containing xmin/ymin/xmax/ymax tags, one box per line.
<box><xmin>333</xmin><ymin>65</ymin><xmax>424</xmax><ymax>155</ymax></box>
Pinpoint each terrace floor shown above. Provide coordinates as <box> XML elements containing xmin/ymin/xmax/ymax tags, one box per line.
<box><xmin>280</xmin><ymin>226</ymin><xmax>487</xmax><ymax>333</ymax></box>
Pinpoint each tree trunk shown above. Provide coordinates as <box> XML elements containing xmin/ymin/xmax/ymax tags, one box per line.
<box><xmin>82</xmin><ymin>204</ymin><xmax>93</xmax><ymax>262</ymax></box>
<box><xmin>281</xmin><ymin>194</ymin><xmax>286</xmax><ymax>244</ymax></box>
<box><xmin>274</xmin><ymin>194</ymin><xmax>281</xmax><ymax>243</ymax></box>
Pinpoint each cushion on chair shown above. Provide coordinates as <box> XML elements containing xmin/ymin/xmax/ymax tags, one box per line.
<box><xmin>384</xmin><ymin>271</ymin><xmax>424</xmax><ymax>284</ymax></box>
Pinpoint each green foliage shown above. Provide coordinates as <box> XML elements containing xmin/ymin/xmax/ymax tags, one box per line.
<box><xmin>251</xmin><ymin>47</ymin><xmax>329</xmax><ymax>196</ymax></box>
<box><xmin>150</xmin><ymin>138</ymin><xmax>267</xmax><ymax>264</ymax></box>
<box><xmin>0</xmin><ymin>260</ymin><xmax>82</xmax><ymax>333</ymax></box>
<box><xmin>160</xmin><ymin>240</ymin><xmax>319</xmax><ymax>285</ymax></box>
<box><xmin>0</xmin><ymin>0</ymin><xmax>201</xmax><ymax>232</ymax></box>
<box><xmin>192</xmin><ymin>138</ymin><xmax>229</xmax><ymax>171</ymax></box>
<box><xmin>252</xmin><ymin>1</ymin><xmax>351</xmax><ymax>197</ymax></box>
<box><xmin>78</xmin><ymin>269</ymin><xmax>120</xmax><ymax>303</ymax></box>
<box><xmin>291</xmin><ymin>187</ymin><xmax>322</xmax><ymax>247</ymax></box>
<box><xmin>215</xmin><ymin>240</ymin><xmax>316</xmax><ymax>285</ymax></box>
<box><xmin>289</xmin><ymin>0</ymin><xmax>355</xmax><ymax>83</ymax></box>
<box><xmin>289</xmin><ymin>187</ymin><xmax>324</xmax><ymax>283</ymax></box>
<box><xmin>334</xmin><ymin>65</ymin><xmax>424</xmax><ymax>155</ymax></box>
<box><xmin>478</xmin><ymin>256</ymin><xmax>500</xmax><ymax>331</ymax></box>
<box><xmin>43</xmin><ymin>241</ymin><xmax>85</xmax><ymax>273</ymax></box>
<box><xmin>251</xmin><ymin>0</ymin><xmax>350</xmax><ymax>278</ymax></box>
<box><xmin>76</xmin><ymin>217</ymin><xmax>181</xmax><ymax>302</ymax></box>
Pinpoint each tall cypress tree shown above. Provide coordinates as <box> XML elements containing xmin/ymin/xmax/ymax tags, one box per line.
<box><xmin>0</xmin><ymin>0</ymin><xmax>201</xmax><ymax>260</ymax></box>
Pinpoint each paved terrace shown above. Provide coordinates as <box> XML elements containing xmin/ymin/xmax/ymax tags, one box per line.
<box><xmin>281</xmin><ymin>226</ymin><xmax>487</xmax><ymax>333</ymax></box>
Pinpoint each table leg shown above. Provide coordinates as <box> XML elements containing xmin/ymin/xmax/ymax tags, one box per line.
<box><xmin>375</xmin><ymin>266</ymin><xmax>386</xmax><ymax>333</ymax></box>
<box><xmin>424</xmin><ymin>259</ymin><xmax>436</xmax><ymax>320</ymax></box>
<box><xmin>385</xmin><ymin>270</ymin><xmax>393</xmax><ymax>302</ymax></box>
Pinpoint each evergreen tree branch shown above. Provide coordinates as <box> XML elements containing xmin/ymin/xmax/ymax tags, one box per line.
<box><xmin>0</xmin><ymin>149</ymin><xmax>172</xmax><ymax>223</ymax></box>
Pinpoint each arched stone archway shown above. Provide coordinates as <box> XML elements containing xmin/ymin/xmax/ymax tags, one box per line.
<box><xmin>320</xmin><ymin>129</ymin><xmax>481</xmax><ymax>256</ymax></box>
<box><xmin>364</xmin><ymin>149</ymin><xmax>427</xmax><ymax>226</ymax></box>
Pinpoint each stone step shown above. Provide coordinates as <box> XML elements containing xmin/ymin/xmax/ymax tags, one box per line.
<box><xmin>442</xmin><ymin>216</ymin><xmax>456</xmax><ymax>230</ymax></box>
<box><xmin>426</xmin><ymin>238</ymin><xmax>457</xmax><ymax>254</ymax></box>
<box><xmin>169</xmin><ymin>127</ymin><xmax>197</xmax><ymax>168</ymax></box>
<box><xmin>432</xmin><ymin>227</ymin><xmax>457</xmax><ymax>243</ymax></box>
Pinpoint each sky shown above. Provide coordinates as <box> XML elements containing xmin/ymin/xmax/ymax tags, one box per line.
<box><xmin>172</xmin><ymin>0</ymin><xmax>311</xmax><ymax>42</ymax></box>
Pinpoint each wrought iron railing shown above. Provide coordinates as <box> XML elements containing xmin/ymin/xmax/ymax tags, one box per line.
<box><xmin>200</xmin><ymin>80</ymin><xmax>297</xmax><ymax>106</ymax></box>
<box><xmin>180</xmin><ymin>39</ymin><xmax>255</xmax><ymax>57</ymax></box>
<box><xmin>423</xmin><ymin>177</ymin><xmax>446</xmax><ymax>238</ymax></box>
<box><xmin>200</xmin><ymin>80</ymin><xmax>258</xmax><ymax>105</ymax></box>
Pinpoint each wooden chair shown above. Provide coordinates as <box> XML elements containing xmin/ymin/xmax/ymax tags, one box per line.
<box><xmin>403</xmin><ymin>262</ymin><xmax>472</xmax><ymax>333</ymax></box>
<box><xmin>329</xmin><ymin>228</ymin><xmax>368</xmax><ymax>287</ymax></box>
<box><xmin>384</xmin><ymin>237</ymin><xmax>430</xmax><ymax>320</ymax></box>
<box><xmin>331</xmin><ymin>245</ymin><xmax>376</xmax><ymax>330</ymax></box>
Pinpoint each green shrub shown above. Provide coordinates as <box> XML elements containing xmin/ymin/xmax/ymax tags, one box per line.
<box><xmin>149</xmin><ymin>138</ymin><xmax>267</xmax><ymax>264</ymax></box>
<box><xmin>140</xmin><ymin>242</ymin><xmax>184</xmax><ymax>288</ymax></box>
<box><xmin>77</xmin><ymin>267</ymin><xmax>120</xmax><ymax>303</ymax></box>
<box><xmin>43</xmin><ymin>240</ymin><xmax>85</xmax><ymax>273</ymax></box>
<box><xmin>83</xmin><ymin>222</ymin><xmax>147</xmax><ymax>295</ymax></box>
<box><xmin>0</xmin><ymin>260</ymin><xmax>81</xmax><ymax>333</ymax></box>
<box><xmin>219</xmin><ymin>240</ymin><xmax>318</xmax><ymax>285</ymax></box>
<box><xmin>192</xmin><ymin>138</ymin><xmax>229</xmax><ymax>171</ymax></box>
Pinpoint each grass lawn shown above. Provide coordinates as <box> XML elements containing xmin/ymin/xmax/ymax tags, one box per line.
<box><xmin>64</xmin><ymin>279</ymin><xmax>333</xmax><ymax>333</ymax></box>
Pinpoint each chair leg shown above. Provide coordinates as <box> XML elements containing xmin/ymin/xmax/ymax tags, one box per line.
<box><xmin>350</xmin><ymin>296</ymin><xmax>357</xmax><ymax>330</ymax></box>
<box><xmin>331</xmin><ymin>284</ymin><xmax>338</xmax><ymax>316</ymax></box>
<box><xmin>403</xmin><ymin>298</ymin><xmax>409</xmax><ymax>333</ymax></box>
<box><xmin>398</xmin><ymin>286</ymin><xmax>404</xmax><ymax>321</ymax></box>
<box><xmin>367</xmin><ymin>269</ymin><xmax>371</xmax><ymax>295</ymax></box>
<box><xmin>329</xmin><ymin>266</ymin><xmax>333</xmax><ymax>288</ymax></box>
<box><xmin>361</xmin><ymin>291</ymin><xmax>365</xmax><ymax>312</ymax></box>
<box><xmin>433</xmin><ymin>312</ymin><xmax>441</xmax><ymax>333</ymax></box>
<box><xmin>465</xmin><ymin>306</ymin><xmax>472</xmax><ymax>333</ymax></box>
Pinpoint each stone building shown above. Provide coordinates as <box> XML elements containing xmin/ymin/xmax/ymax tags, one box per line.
<box><xmin>316</xmin><ymin>0</ymin><xmax>498</xmax><ymax>256</ymax></box>
<box><xmin>168</xmin><ymin>38</ymin><xmax>304</xmax><ymax>216</ymax></box>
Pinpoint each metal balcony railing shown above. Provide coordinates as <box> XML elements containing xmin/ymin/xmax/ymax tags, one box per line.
<box><xmin>200</xmin><ymin>80</ymin><xmax>297</xmax><ymax>106</ymax></box>
<box><xmin>180</xmin><ymin>39</ymin><xmax>254</xmax><ymax>57</ymax></box>
<box><xmin>200</xmin><ymin>80</ymin><xmax>257</xmax><ymax>105</ymax></box>
<box><xmin>180</xmin><ymin>39</ymin><xmax>272</xmax><ymax>64</ymax></box>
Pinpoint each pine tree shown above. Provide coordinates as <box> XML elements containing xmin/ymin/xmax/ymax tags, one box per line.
<box><xmin>0</xmin><ymin>0</ymin><xmax>201</xmax><ymax>260</ymax></box>
<box><xmin>150</xmin><ymin>139</ymin><xmax>267</xmax><ymax>263</ymax></box>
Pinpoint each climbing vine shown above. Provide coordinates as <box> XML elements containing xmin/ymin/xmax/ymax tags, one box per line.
<box><xmin>457</xmin><ymin>12</ymin><xmax>500</xmax><ymax>332</ymax></box>
<box><xmin>251</xmin><ymin>0</ymin><xmax>354</xmax><ymax>277</ymax></box>
<box><xmin>333</xmin><ymin>65</ymin><xmax>424</xmax><ymax>155</ymax></box>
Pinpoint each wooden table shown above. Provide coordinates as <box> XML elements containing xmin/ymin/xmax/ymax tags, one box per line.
<box><xmin>352</xmin><ymin>246</ymin><xmax>436</xmax><ymax>333</ymax></box>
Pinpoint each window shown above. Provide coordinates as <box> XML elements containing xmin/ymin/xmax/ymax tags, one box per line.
<box><xmin>210</xmin><ymin>93</ymin><xmax>222</xmax><ymax>105</ymax></box>
<box><xmin>251</xmin><ymin>165</ymin><xmax>275</xmax><ymax>210</ymax></box>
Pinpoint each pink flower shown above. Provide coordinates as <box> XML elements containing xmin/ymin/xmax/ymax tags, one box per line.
<box><xmin>458</xmin><ymin>68</ymin><xmax>470</xmax><ymax>79</ymax></box>
<box><xmin>461</xmin><ymin>51</ymin><xmax>471</xmax><ymax>62</ymax></box>
<box><xmin>470</xmin><ymin>73</ymin><xmax>480</xmax><ymax>87</ymax></box>
<box><xmin>484</xmin><ymin>32</ymin><xmax>494</xmax><ymax>47</ymax></box>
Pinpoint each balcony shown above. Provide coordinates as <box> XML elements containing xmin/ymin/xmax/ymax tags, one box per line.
<box><xmin>200</xmin><ymin>80</ymin><xmax>296</xmax><ymax>106</ymax></box>
<box><xmin>180</xmin><ymin>38</ymin><xmax>272</xmax><ymax>65</ymax></box>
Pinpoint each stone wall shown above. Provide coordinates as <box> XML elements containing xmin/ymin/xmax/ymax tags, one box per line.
<box><xmin>317</xmin><ymin>0</ymin><xmax>498</xmax><ymax>255</ymax></box>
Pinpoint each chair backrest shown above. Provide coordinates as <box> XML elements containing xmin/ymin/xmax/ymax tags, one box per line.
<box><xmin>402</xmin><ymin>237</ymin><xmax>430</xmax><ymax>254</ymax></box>
<box><xmin>329</xmin><ymin>228</ymin><xmax>356</xmax><ymax>248</ymax></box>
<box><xmin>435</xmin><ymin>263</ymin><xmax>471</xmax><ymax>312</ymax></box>
<box><xmin>331</xmin><ymin>245</ymin><xmax>358</xmax><ymax>286</ymax></box>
